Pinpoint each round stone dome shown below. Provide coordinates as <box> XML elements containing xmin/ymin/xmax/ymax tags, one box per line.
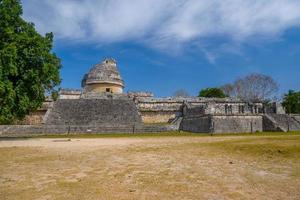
<box><xmin>82</xmin><ymin>58</ymin><xmax>124</xmax><ymax>94</ymax></box>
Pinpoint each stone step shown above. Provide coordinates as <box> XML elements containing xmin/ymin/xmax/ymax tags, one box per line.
<box><xmin>264</xmin><ymin>114</ymin><xmax>300</xmax><ymax>132</ymax></box>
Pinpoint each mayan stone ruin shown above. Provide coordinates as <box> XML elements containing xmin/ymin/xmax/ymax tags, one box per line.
<box><xmin>1</xmin><ymin>58</ymin><xmax>300</xmax><ymax>136</ymax></box>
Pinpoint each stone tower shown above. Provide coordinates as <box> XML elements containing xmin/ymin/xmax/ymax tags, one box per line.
<box><xmin>82</xmin><ymin>58</ymin><xmax>124</xmax><ymax>94</ymax></box>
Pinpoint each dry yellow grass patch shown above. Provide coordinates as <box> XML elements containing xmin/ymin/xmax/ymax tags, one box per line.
<box><xmin>1</xmin><ymin>135</ymin><xmax>300</xmax><ymax>200</ymax></box>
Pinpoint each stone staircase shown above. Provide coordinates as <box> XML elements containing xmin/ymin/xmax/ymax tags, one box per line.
<box><xmin>264</xmin><ymin>114</ymin><xmax>300</xmax><ymax>132</ymax></box>
<box><xmin>292</xmin><ymin>115</ymin><xmax>300</xmax><ymax>124</ymax></box>
<box><xmin>0</xmin><ymin>97</ymin><xmax>179</xmax><ymax>137</ymax></box>
<box><xmin>169</xmin><ymin>116</ymin><xmax>183</xmax><ymax>129</ymax></box>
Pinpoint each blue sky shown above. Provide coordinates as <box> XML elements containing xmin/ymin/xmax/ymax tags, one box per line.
<box><xmin>22</xmin><ymin>0</ymin><xmax>300</xmax><ymax>97</ymax></box>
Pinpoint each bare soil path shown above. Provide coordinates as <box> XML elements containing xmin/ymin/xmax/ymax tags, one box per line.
<box><xmin>1</xmin><ymin>135</ymin><xmax>300</xmax><ymax>200</ymax></box>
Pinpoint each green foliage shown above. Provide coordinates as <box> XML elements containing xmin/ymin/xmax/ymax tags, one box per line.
<box><xmin>282</xmin><ymin>90</ymin><xmax>300</xmax><ymax>114</ymax></box>
<box><xmin>0</xmin><ymin>0</ymin><xmax>61</xmax><ymax>124</ymax></box>
<box><xmin>198</xmin><ymin>87</ymin><xmax>226</xmax><ymax>98</ymax></box>
<box><xmin>51</xmin><ymin>90</ymin><xmax>59</xmax><ymax>101</ymax></box>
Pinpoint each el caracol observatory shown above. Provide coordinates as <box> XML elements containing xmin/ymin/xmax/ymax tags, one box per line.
<box><xmin>2</xmin><ymin>57</ymin><xmax>298</xmax><ymax>136</ymax></box>
<box><xmin>81</xmin><ymin>58</ymin><xmax>124</xmax><ymax>94</ymax></box>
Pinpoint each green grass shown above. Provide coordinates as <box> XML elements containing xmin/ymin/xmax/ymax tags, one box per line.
<box><xmin>37</xmin><ymin>131</ymin><xmax>201</xmax><ymax>138</ymax></box>
<box><xmin>35</xmin><ymin>131</ymin><xmax>300</xmax><ymax>138</ymax></box>
<box><xmin>193</xmin><ymin>134</ymin><xmax>300</xmax><ymax>165</ymax></box>
<box><xmin>211</xmin><ymin>131</ymin><xmax>300</xmax><ymax>137</ymax></box>
<box><xmin>1</xmin><ymin>131</ymin><xmax>300</xmax><ymax>139</ymax></box>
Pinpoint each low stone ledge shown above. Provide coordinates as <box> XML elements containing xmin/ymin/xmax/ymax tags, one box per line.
<box><xmin>0</xmin><ymin>124</ymin><xmax>178</xmax><ymax>137</ymax></box>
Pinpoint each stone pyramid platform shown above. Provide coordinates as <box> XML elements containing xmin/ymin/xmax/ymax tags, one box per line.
<box><xmin>44</xmin><ymin>98</ymin><xmax>142</xmax><ymax>126</ymax></box>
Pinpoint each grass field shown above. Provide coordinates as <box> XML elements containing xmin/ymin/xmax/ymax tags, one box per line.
<box><xmin>1</xmin><ymin>132</ymin><xmax>300</xmax><ymax>199</ymax></box>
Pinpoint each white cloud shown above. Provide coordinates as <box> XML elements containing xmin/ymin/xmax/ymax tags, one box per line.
<box><xmin>22</xmin><ymin>0</ymin><xmax>300</xmax><ymax>48</ymax></box>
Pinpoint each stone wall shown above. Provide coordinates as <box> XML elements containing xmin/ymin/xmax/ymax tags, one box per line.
<box><xmin>204</xmin><ymin>102</ymin><xmax>263</xmax><ymax>115</ymax></box>
<box><xmin>59</xmin><ymin>89</ymin><xmax>82</xmax><ymax>99</ymax></box>
<box><xmin>180</xmin><ymin>115</ymin><xmax>211</xmax><ymax>133</ymax></box>
<box><xmin>181</xmin><ymin>115</ymin><xmax>263</xmax><ymax>133</ymax></box>
<box><xmin>181</xmin><ymin>102</ymin><xmax>263</xmax><ymax>133</ymax></box>
<box><xmin>84</xmin><ymin>83</ymin><xmax>123</xmax><ymax>94</ymax></box>
<box><xmin>212</xmin><ymin>115</ymin><xmax>263</xmax><ymax>133</ymax></box>
<box><xmin>136</xmin><ymin>97</ymin><xmax>263</xmax><ymax>124</ymax></box>
<box><xmin>8</xmin><ymin>95</ymin><xmax>275</xmax><ymax>135</ymax></box>
<box><xmin>140</xmin><ymin>111</ymin><xmax>181</xmax><ymax>124</ymax></box>
<box><xmin>135</xmin><ymin>97</ymin><xmax>184</xmax><ymax>123</ymax></box>
<box><xmin>19</xmin><ymin>95</ymin><xmax>265</xmax><ymax>126</ymax></box>
<box><xmin>292</xmin><ymin>115</ymin><xmax>300</xmax><ymax>123</ymax></box>
<box><xmin>263</xmin><ymin>114</ymin><xmax>300</xmax><ymax>132</ymax></box>
<box><xmin>16</xmin><ymin>110</ymin><xmax>47</xmax><ymax>125</ymax></box>
<box><xmin>262</xmin><ymin>115</ymin><xmax>279</xmax><ymax>131</ymax></box>
<box><xmin>128</xmin><ymin>91</ymin><xmax>154</xmax><ymax>98</ymax></box>
<box><xmin>183</xmin><ymin>104</ymin><xmax>206</xmax><ymax>116</ymax></box>
<box><xmin>0</xmin><ymin>124</ymin><xmax>178</xmax><ymax>137</ymax></box>
<box><xmin>14</xmin><ymin>101</ymin><xmax>53</xmax><ymax>125</ymax></box>
<box><xmin>44</xmin><ymin>98</ymin><xmax>142</xmax><ymax>126</ymax></box>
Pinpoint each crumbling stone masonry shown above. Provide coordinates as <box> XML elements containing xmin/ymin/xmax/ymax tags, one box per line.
<box><xmin>180</xmin><ymin>101</ymin><xmax>263</xmax><ymax>133</ymax></box>
<box><xmin>1</xmin><ymin>58</ymin><xmax>300</xmax><ymax>136</ymax></box>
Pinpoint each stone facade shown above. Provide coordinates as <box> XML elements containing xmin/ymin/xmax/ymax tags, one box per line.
<box><xmin>16</xmin><ymin>111</ymin><xmax>47</xmax><ymax>125</ymax></box>
<box><xmin>44</xmin><ymin>98</ymin><xmax>142</xmax><ymax>126</ymax></box>
<box><xmin>15</xmin><ymin>99</ymin><xmax>53</xmax><ymax>125</ymax></box>
<box><xmin>13</xmin><ymin>93</ymin><xmax>296</xmax><ymax>135</ymax></box>
<box><xmin>212</xmin><ymin>115</ymin><xmax>263</xmax><ymax>133</ymax></box>
<box><xmin>0</xmin><ymin>124</ymin><xmax>178</xmax><ymax>137</ymax></box>
<box><xmin>292</xmin><ymin>114</ymin><xmax>300</xmax><ymax>123</ymax></box>
<box><xmin>135</xmin><ymin>98</ymin><xmax>183</xmax><ymax>123</ymax></box>
<box><xmin>135</xmin><ymin>96</ymin><xmax>263</xmax><ymax>124</ymax></box>
<box><xmin>59</xmin><ymin>89</ymin><xmax>81</xmax><ymax>99</ymax></box>
<box><xmin>3</xmin><ymin>57</ymin><xmax>300</xmax><ymax>136</ymax></box>
<box><xmin>84</xmin><ymin>83</ymin><xmax>123</xmax><ymax>94</ymax></box>
<box><xmin>263</xmin><ymin>114</ymin><xmax>300</xmax><ymax>132</ymax></box>
<box><xmin>180</xmin><ymin>100</ymin><xmax>263</xmax><ymax>133</ymax></box>
<box><xmin>82</xmin><ymin>58</ymin><xmax>124</xmax><ymax>94</ymax></box>
<box><xmin>128</xmin><ymin>91</ymin><xmax>154</xmax><ymax>98</ymax></box>
<box><xmin>140</xmin><ymin>111</ymin><xmax>179</xmax><ymax>124</ymax></box>
<box><xmin>180</xmin><ymin>115</ymin><xmax>211</xmax><ymax>133</ymax></box>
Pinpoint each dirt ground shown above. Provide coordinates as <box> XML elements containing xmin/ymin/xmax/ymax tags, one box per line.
<box><xmin>1</xmin><ymin>135</ymin><xmax>300</xmax><ymax>200</ymax></box>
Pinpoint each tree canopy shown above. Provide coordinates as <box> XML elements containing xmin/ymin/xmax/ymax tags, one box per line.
<box><xmin>0</xmin><ymin>0</ymin><xmax>61</xmax><ymax>124</ymax></box>
<box><xmin>220</xmin><ymin>73</ymin><xmax>278</xmax><ymax>102</ymax></box>
<box><xmin>282</xmin><ymin>90</ymin><xmax>300</xmax><ymax>114</ymax></box>
<box><xmin>198</xmin><ymin>88</ymin><xmax>226</xmax><ymax>98</ymax></box>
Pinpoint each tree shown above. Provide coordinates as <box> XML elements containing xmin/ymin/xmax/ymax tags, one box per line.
<box><xmin>220</xmin><ymin>84</ymin><xmax>234</xmax><ymax>97</ymax></box>
<box><xmin>282</xmin><ymin>90</ymin><xmax>300</xmax><ymax>114</ymax></box>
<box><xmin>220</xmin><ymin>73</ymin><xmax>278</xmax><ymax>102</ymax></box>
<box><xmin>173</xmin><ymin>89</ymin><xmax>190</xmax><ymax>98</ymax></box>
<box><xmin>232</xmin><ymin>73</ymin><xmax>278</xmax><ymax>102</ymax></box>
<box><xmin>0</xmin><ymin>0</ymin><xmax>61</xmax><ymax>124</ymax></box>
<box><xmin>198</xmin><ymin>88</ymin><xmax>226</xmax><ymax>98</ymax></box>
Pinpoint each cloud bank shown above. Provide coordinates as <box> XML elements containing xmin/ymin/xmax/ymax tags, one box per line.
<box><xmin>22</xmin><ymin>0</ymin><xmax>300</xmax><ymax>48</ymax></box>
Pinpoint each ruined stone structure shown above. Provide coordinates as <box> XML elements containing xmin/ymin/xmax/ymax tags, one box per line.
<box><xmin>180</xmin><ymin>101</ymin><xmax>263</xmax><ymax>133</ymax></box>
<box><xmin>59</xmin><ymin>89</ymin><xmax>82</xmax><ymax>99</ymax></box>
<box><xmin>13</xmin><ymin>98</ymin><xmax>53</xmax><ymax>125</ymax></box>
<box><xmin>1</xmin><ymin>58</ymin><xmax>300</xmax><ymax>137</ymax></box>
<box><xmin>81</xmin><ymin>58</ymin><xmax>124</xmax><ymax>94</ymax></box>
<box><xmin>133</xmin><ymin>96</ymin><xmax>265</xmax><ymax>133</ymax></box>
<box><xmin>45</xmin><ymin>98</ymin><xmax>142</xmax><ymax>126</ymax></box>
